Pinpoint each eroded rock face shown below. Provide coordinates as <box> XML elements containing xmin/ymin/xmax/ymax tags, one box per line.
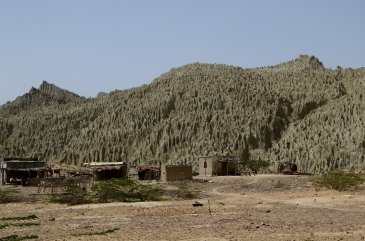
<box><xmin>0</xmin><ymin>55</ymin><xmax>364</xmax><ymax>173</ymax></box>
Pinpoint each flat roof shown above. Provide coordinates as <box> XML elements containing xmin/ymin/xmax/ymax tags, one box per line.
<box><xmin>1</xmin><ymin>161</ymin><xmax>46</xmax><ymax>170</ymax></box>
<box><xmin>1</xmin><ymin>157</ymin><xmax>39</xmax><ymax>162</ymax></box>
<box><xmin>82</xmin><ymin>162</ymin><xmax>126</xmax><ymax>167</ymax></box>
<box><xmin>198</xmin><ymin>156</ymin><xmax>239</xmax><ymax>159</ymax></box>
<box><xmin>1</xmin><ymin>160</ymin><xmax>45</xmax><ymax>163</ymax></box>
<box><xmin>163</xmin><ymin>164</ymin><xmax>192</xmax><ymax>167</ymax></box>
<box><xmin>3</xmin><ymin>167</ymin><xmax>48</xmax><ymax>171</ymax></box>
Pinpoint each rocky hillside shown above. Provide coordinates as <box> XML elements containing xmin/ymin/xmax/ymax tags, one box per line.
<box><xmin>1</xmin><ymin>55</ymin><xmax>364</xmax><ymax>173</ymax></box>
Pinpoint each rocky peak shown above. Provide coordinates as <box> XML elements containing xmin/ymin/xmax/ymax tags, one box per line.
<box><xmin>36</xmin><ymin>80</ymin><xmax>83</xmax><ymax>101</ymax></box>
<box><xmin>266</xmin><ymin>55</ymin><xmax>325</xmax><ymax>72</ymax></box>
<box><xmin>97</xmin><ymin>92</ymin><xmax>108</xmax><ymax>98</ymax></box>
<box><xmin>38</xmin><ymin>80</ymin><xmax>61</xmax><ymax>94</ymax></box>
<box><xmin>295</xmin><ymin>54</ymin><xmax>324</xmax><ymax>69</ymax></box>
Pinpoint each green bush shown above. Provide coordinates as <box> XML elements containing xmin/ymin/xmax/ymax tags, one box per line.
<box><xmin>314</xmin><ymin>172</ymin><xmax>364</xmax><ymax>191</ymax></box>
<box><xmin>50</xmin><ymin>181</ymin><xmax>91</xmax><ymax>205</ymax></box>
<box><xmin>91</xmin><ymin>179</ymin><xmax>162</xmax><ymax>203</ymax></box>
<box><xmin>50</xmin><ymin>178</ymin><xmax>162</xmax><ymax>205</ymax></box>
<box><xmin>243</xmin><ymin>159</ymin><xmax>271</xmax><ymax>173</ymax></box>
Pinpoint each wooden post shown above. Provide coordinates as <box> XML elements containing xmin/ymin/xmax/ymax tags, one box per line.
<box><xmin>0</xmin><ymin>169</ymin><xmax>4</xmax><ymax>185</ymax></box>
<box><xmin>204</xmin><ymin>160</ymin><xmax>207</xmax><ymax>177</ymax></box>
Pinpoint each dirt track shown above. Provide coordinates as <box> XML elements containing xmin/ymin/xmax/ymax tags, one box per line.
<box><xmin>1</xmin><ymin>175</ymin><xmax>365</xmax><ymax>241</ymax></box>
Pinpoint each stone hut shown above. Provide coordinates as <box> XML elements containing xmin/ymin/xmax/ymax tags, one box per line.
<box><xmin>161</xmin><ymin>164</ymin><xmax>192</xmax><ymax>182</ymax></box>
<box><xmin>198</xmin><ymin>155</ymin><xmax>240</xmax><ymax>176</ymax></box>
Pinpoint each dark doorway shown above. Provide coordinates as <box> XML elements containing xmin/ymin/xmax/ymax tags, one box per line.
<box><xmin>222</xmin><ymin>161</ymin><xmax>228</xmax><ymax>175</ymax></box>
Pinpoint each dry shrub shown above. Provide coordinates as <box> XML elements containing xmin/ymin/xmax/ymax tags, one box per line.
<box><xmin>174</xmin><ymin>183</ymin><xmax>200</xmax><ymax>199</ymax></box>
<box><xmin>0</xmin><ymin>235</ymin><xmax>38</xmax><ymax>241</ymax></box>
<box><xmin>0</xmin><ymin>188</ymin><xmax>21</xmax><ymax>204</ymax></box>
<box><xmin>313</xmin><ymin>171</ymin><xmax>364</xmax><ymax>191</ymax></box>
<box><xmin>91</xmin><ymin>179</ymin><xmax>162</xmax><ymax>203</ymax></box>
<box><xmin>50</xmin><ymin>178</ymin><xmax>162</xmax><ymax>205</ymax></box>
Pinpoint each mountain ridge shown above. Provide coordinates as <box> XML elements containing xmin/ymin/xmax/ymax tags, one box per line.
<box><xmin>1</xmin><ymin>55</ymin><xmax>365</xmax><ymax>173</ymax></box>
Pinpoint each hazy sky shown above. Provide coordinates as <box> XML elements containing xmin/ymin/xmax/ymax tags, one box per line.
<box><xmin>1</xmin><ymin>0</ymin><xmax>364</xmax><ymax>104</ymax></box>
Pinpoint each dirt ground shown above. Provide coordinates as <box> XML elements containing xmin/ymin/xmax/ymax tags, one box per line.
<box><xmin>1</xmin><ymin>174</ymin><xmax>365</xmax><ymax>241</ymax></box>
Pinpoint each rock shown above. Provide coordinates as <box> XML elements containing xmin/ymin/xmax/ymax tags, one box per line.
<box><xmin>192</xmin><ymin>201</ymin><xmax>203</xmax><ymax>207</ymax></box>
<box><xmin>97</xmin><ymin>92</ymin><xmax>108</xmax><ymax>97</ymax></box>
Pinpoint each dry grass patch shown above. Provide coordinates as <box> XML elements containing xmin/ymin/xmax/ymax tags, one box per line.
<box><xmin>313</xmin><ymin>171</ymin><xmax>364</xmax><ymax>191</ymax></box>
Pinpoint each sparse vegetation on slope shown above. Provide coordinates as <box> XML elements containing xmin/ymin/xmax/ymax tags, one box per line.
<box><xmin>1</xmin><ymin>55</ymin><xmax>365</xmax><ymax>173</ymax></box>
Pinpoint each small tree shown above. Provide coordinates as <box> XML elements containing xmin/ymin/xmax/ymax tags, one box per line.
<box><xmin>243</xmin><ymin>159</ymin><xmax>271</xmax><ymax>174</ymax></box>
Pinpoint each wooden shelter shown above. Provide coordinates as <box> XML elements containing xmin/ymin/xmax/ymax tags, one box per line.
<box><xmin>82</xmin><ymin>162</ymin><xmax>127</xmax><ymax>181</ymax></box>
<box><xmin>136</xmin><ymin>165</ymin><xmax>160</xmax><ymax>181</ymax></box>
<box><xmin>0</xmin><ymin>157</ymin><xmax>47</xmax><ymax>186</ymax></box>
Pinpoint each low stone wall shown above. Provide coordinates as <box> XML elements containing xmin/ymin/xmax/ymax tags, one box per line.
<box><xmin>161</xmin><ymin>165</ymin><xmax>192</xmax><ymax>182</ymax></box>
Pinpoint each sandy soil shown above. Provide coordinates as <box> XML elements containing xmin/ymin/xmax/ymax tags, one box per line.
<box><xmin>1</xmin><ymin>175</ymin><xmax>365</xmax><ymax>241</ymax></box>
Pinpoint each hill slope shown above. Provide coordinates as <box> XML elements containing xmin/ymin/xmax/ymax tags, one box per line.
<box><xmin>1</xmin><ymin>55</ymin><xmax>364</xmax><ymax>173</ymax></box>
